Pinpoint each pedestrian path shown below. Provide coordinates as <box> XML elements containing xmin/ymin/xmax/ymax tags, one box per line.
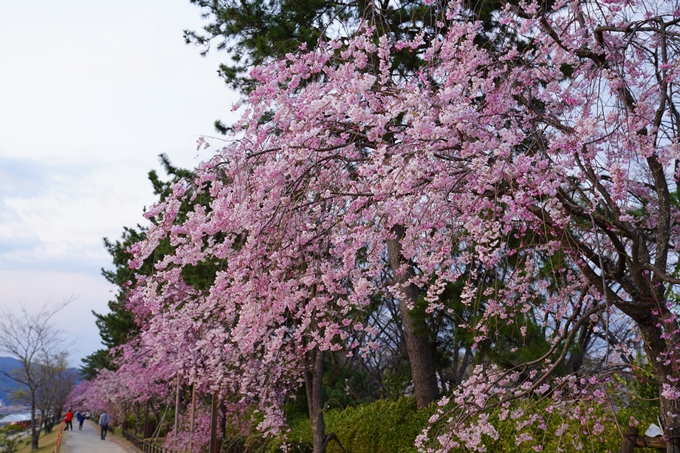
<box><xmin>62</xmin><ymin>420</ymin><xmax>135</xmax><ymax>453</ymax></box>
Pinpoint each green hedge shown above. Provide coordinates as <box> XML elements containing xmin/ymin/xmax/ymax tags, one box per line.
<box><xmin>324</xmin><ymin>398</ymin><xmax>432</xmax><ymax>453</ymax></box>
<box><xmin>228</xmin><ymin>389</ymin><xmax>658</xmax><ymax>453</ymax></box>
<box><xmin>258</xmin><ymin>397</ymin><xmax>430</xmax><ymax>453</ymax></box>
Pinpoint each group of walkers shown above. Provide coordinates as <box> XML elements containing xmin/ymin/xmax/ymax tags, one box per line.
<box><xmin>63</xmin><ymin>409</ymin><xmax>110</xmax><ymax>440</ymax></box>
<box><xmin>63</xmin><ymin>409</ymin><xmax>85</xmax><ymax>431</ymax></box>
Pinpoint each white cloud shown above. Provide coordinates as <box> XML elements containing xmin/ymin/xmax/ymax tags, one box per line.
<box><xmin>0</xmin><ymin>0</ymin><xmax>240</xmax><ymax>364</ymax></box>
<box><xmin>0</xmin><ymin>269</ymin><xmax>115</xmax><ymax>366</ymax></box>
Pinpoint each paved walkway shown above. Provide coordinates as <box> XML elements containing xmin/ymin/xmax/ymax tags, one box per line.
<box><xmin>62</xmin><ymin>420</ymin><xmax>136</xmax><ymax>453</ymax></box>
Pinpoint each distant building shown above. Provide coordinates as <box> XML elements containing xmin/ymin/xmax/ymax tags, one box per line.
<box><xmin>0</xmin><ymin>411</ymin><xmax>41</xmax><ymax>430</ymax></box>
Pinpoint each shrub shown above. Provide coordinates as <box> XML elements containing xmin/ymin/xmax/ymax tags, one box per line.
<box><xmin>324</xmin><ymin>397</ymin><xmax>431</xmax><ymax>453</ymax></box>
<box><xmin>0</xmin><ymin>433</ymin><xmax>20</xmax><ymax>453</ymax></box>
<box><xmin>224</xmin><ymin>384</ymin><xmax>660</xmax><ymax>453</ymax></box>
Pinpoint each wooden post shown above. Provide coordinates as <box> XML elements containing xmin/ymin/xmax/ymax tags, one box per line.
<box><xmin>621</xmin><ymin>426</ymin><xmax>638</xmax><ymax>453</ymax></box>
<box><xmin>209</xmin><ymin>393</ymin><xmax>219</xmax><ymax>453</ymax></box>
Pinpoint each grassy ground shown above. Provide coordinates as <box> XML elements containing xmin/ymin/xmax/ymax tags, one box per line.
<box><xmin>15</xmin><ymin>426</ymin><xmax>63</xmax><ymax>453</ymax></box>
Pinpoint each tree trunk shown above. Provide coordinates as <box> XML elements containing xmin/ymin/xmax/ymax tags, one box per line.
<box><xmin>661</xmin><ymin>396</ymin><xmax>680</xmax><ymax>453</ymax></box>
<box><xmin>44</xmin><ymin>416</ymin><xmax>54</xmax><ymax>434</ymax></box>
<box><xmin>304</xmin><ymin>348</ymin><xmax>327</xmax><ymax>453</ymax></box>
<box><xmin>209</xmin><ymin>393</ymin><xmax>219</xmax><ymax>453</ymax></box>
<box><xmin>144</xmin><ymin>400</ymin><xmax>150</xmax><ymax>439</ymax></box>
<box><xmin>386</xmin><ymin>225</ymin><xmax>439</xmax><ymax>408</ymax></box>
<box><xmin>189</xmin><ymin>386</ymin><xmax>196</xmax><ymax>453</ymax></box>
<box><xmin>174</xmin><ymin>376</ymin><xmax>180</xmax><ymax>451</ymax></box>
<box><xmin>626</xmin><ymin>307</ymin><xmax>680</xmax><ymax>453</ymax></box>
<box><xmin>135</xmin><ymin>403</ymin><xmax>141</xmax><ymax>435</ymax></box>
<box><xmin>397</xmin><ymin>286</ymin><xmax>440</xmax><ymax>407</ymax></box>
<box><xmin>564</xmin><ymin>323</ymin><xmax>591</xmax><ymax>375</ymax></box>
<box><xmin>30</xmin><ymin>391</ymin><xmax>38</xmax><ymax>451</ymax></box>
<box><xmin>220</xmin><ymin>402</ymin><xmax>227</xmax><ymax>450</ymax></box>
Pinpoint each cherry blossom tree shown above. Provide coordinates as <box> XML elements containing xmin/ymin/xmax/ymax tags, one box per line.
<box><xmin>87</xmin><ymin>0</ymin><xmax>680</xmax><ymax>451</ymax></box>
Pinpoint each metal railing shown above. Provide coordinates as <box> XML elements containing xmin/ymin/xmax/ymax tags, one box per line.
<box><xmin>122</xmin><ymin>429</ymin><xmax>170</xmax><ymax>453</ymax></box>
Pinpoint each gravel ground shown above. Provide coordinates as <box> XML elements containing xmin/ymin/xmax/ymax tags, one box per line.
<box><xmin>61</xmin><ymin>420</ymin><xmax>136</xmax><ymax>453</ymax></box>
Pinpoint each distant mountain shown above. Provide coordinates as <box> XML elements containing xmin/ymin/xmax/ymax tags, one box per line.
<box><xmin>0</xmin><ymin>357</ymin><xmax>25</xmax><ymax>406</ymax></box>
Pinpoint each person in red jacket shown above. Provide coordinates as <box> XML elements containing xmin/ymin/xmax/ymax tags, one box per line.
<box><xmin>64</xmin><ymin>409</ymin><xmax>74</xmax><ymax>431</ymax></box>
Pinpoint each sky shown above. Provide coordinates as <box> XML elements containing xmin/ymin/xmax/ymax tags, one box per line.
<box><xmin>0</xmin><ymin>1</ymin><xmax>240</xmax><ymax>366</ymax></box>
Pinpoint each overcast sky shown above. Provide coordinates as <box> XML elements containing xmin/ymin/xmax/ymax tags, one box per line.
<box><xmin>0</xmin><ymin>1</ymin><xmax>239</xmax><ymax>366</ymax></box>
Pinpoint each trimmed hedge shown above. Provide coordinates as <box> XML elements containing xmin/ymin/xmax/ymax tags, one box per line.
<box><xmin>229</xmin><ymin>388</ymin><xmax>659</xmax><ymax>453</ymax></box>
<box><xmin>324</xmin><ymin>398</ymin><xmax>431</xmax><ymax>453</ymax></box>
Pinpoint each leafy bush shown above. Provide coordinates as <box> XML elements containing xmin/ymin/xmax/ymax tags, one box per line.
<box><xmin>249</xmin><ymin>397</ymin><xmax>430</xmax><ymax>453</ymax></box>
<box><xmin>224</xmin><ymin>381</ymin><xmax>660</xmax><ymax>453</ymax></box>
<box><xmin>0</xmin><ymin>433</ymin><xmax>20</xmax><ymax>453</ymax></box>
<box><xmin>324</xmin><ymin>397</ymin><xmax>431</xmax><ymax>453</ymax></box>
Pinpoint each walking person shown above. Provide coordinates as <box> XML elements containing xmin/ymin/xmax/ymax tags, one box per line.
<box><xmin>98</xmin><ymin>411</ymin><xmax>110</xmax><ymax>440</ymax></box>
<box><xmin>64</xmin><ymin>409</ymin><xmax>74</xmax><ymax>431</ymax></box>
<box><xmin>75</xmin><ymin>410</ymin><xmax>85</xmax><ymax>430</ymax></box>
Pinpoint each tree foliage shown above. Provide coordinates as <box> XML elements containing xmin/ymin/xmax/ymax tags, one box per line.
<box><xmin>78</xmin><ymin>0</ymin><xmax>680</xmax><ymax>452</ymax></box>
<box><xmin>185</xmin><ymin>0</ymin><xmax>446</xmax><ymax>97</ymax></box>
<box><xmin>80</xmin><ymin>155</ymin><xmax>198</xmax><ymax>380</ymax></box>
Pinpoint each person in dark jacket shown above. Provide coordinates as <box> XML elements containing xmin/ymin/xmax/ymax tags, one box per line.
<box><xmin>75</xmin><ymin>411</ymin><xmax>85</xmax><ymax>430</ymax></box>
<box><xmin>98</xmin><ymin>411</ymin><xmax>110</xmax><ymax>440</ymax></box>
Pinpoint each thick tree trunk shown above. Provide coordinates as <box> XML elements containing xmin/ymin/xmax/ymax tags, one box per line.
<box><xmin>397</xmin><ymin>286</ymin><xmax>440</xmax><ymax>407</ymax></box>
<box><xmin>386</xmin><ymin>225</ymin><xmax>439</xmax><ymax>408</ymax></box>
<box><xmin>661</xmin><ymin>396</ymin><xmax>680</xmax><ymax>453</ymax></box>
<box><xmin>627</xmin><ymin>308</ymin><xmax>680</xmax><ymax>453</ymax></box>
<box><xmin>304</xmin><ymin>349</ymin><xmax>327</xmax><ymax>453</ymax></box>
<box><xmin>564</xmin><ymin>323</ymin><xmax>592</xmax><ymax>375</ymax></box>
<box><xmin>44</xmin><ymin>417</ymin><xmax>54</xmax><ymax>434</ymax></box>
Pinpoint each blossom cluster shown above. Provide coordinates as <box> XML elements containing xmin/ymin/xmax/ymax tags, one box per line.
<box><xmin>78</xmin><ymin>0</ymin><xmax>680</xmax><ymax>451</ymax></box>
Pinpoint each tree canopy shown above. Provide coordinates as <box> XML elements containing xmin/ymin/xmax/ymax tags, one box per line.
<box><xmin>185</xmin><ymin>0</ymin><xmax>446</xmax><ymax>96</ymax></box>
<box><xmin>75</xmin><ymin>0</ymin><xmax>680</xmax><ymax>452</ymax></box>
<box><xmin>80</xmin><ymin>155</ymin><xmax>196</xmax><ymax>380</ymax></box>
